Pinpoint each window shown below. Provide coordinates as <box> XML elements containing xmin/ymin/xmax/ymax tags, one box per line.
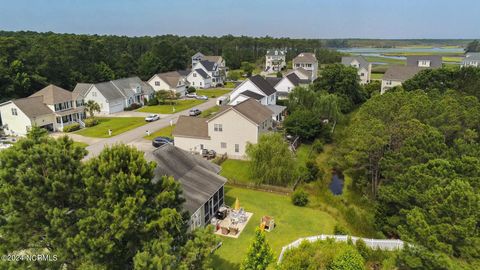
<box><xmin>200</xmin><ymin>82</ymin><xmax>202</xmax><ymax>86</ymax></box>
<box><xmin>221</xmin><ymin>142</ymin><xmax>227</xmax><ymax>148</ymax></box>
<box><xmin>192</xmin><ymin>82</ymin><xmax>195</xmax><ymax>86</ymax></box>
<box><xmin>155</xmin><ymin>81</ymin><xmax>160</xmax><ymax>86</ymax></box>
<box><xmin>200</xmin><ymin>144</ymin><xmax>204</xmax><ymax>149</ymax></box>
<box><xmin>11</xmin><ymin>108</ymin><xmax>17</xmax><ymax>116</ymax></box>
<box><xmin>193</xmin><ymin>73</ymin><xmax>197</xmax><ymax>77</ymax></box>
<box><xmin>92</xmin><ymin>91</ymin><xmax>97</xmax><ymax>97</ymax></box>
<box><xmin>214</xmin><ymin>124</ymin><xmax>223</xmax><ymax>132</ymax></box>
<box><xmin>360</xmin><ymin>73</ymin><xmax>365</xmax><ymax>76</ymax></box>
<box><xmin>235</xmin><ymin>144</ymin><xmax>239</xmax><ymax>153</ymax></box>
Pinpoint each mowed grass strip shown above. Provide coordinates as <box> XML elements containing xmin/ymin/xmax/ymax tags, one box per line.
<box><xmin>144</xmin><ymin>125</ymin><xmax>175</xmax><ymax>140</ymax></box>
<box><xmin>197</xmin><ymin>89</ymin><xmax>231</xmax><ymax>98</ymax></box>
<box><xmin>220</xmin><ymin>159</ymin><xmax>251</xmax><ymax>184</ymax></box>
<box><xmin>137</xmin><ymin>99</ymin><xmax>206</xmax><ymax>114</ymax></box>
<box><xmin>75</xmin><ymin>117</ymin><xmax>146</xmax><ymax>138</ymax></box>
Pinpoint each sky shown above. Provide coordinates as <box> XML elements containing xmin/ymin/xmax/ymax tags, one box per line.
<box><xmin>0</xmin><ymin>0</ymin><xmax>479</xmax><ymax>39</ymax></box>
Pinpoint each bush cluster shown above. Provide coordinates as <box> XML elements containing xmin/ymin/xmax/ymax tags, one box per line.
<box><xmin>124</xmin><ymin>103</ymin><xmax>141</xmax><ymax>111</ymax></box>
<box><xmin>291</xmin><ymin>189</ymin><xmax>309</xmax><ymax>206</ymax></box>
<box><xmin>84</xmin><ymin>118</ymin><xmax>98</xmax><ymax>127</ymax></box>
<box><xmin>63</xmin><ymin>123</ymin><xmax>80</xmax><ymax>132</ymax></box>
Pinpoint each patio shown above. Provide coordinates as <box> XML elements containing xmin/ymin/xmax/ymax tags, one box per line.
<box><xmin>213</xmin><ymin>205</ymin><xmax>253</xmax><ymax>239</ymax></box>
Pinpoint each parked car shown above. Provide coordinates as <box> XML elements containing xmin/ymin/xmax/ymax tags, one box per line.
<box><xmin>189</xmin><ymin>108</ymin><xmax>202</xmax><ymax>116</ymax></box>
<box><xmin>185</xmin><ymin>93</ymin><xmax>197</xmax><ymax>98</ymax></box>
<box><xmin>196</xmin><ymin>95</ymin><xmax>208</xmax><ymax>100</ymax></box>
<box><xmin>152</xmin><ymin>136</ymin><xmax>173</xmax><ymax>148</ymax></box>
<box><xmin>145</xmin><ymin>114</ymin><xmax>160</xmax><ymax>122</ymax></box>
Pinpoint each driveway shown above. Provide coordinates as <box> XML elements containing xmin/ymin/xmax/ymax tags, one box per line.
<box><xmin>84</xmin><ymin>95</ymin><xmax>224</xmax><ymax>160</ymax></box>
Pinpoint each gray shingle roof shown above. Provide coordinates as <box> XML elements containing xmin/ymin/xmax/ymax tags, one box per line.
<box><xmin>383</xmin><ymin>66</ymin><xmax>425</xmax><ymax>81</ymax></box>
<box><xmin>266</xmin><ymin>49</ymin><xmax>285</xmax><ymax>56</ymax></box>
<box><xmin>152</xmin><ymin>144</ymin><xmax>226</xmax><ymax>214</ymax></box>
<box><xmin>249</xmin><ymin>75</ymin><xmax>277</xmax><ymax>96</ymax></box>
<box><xmin>30</xmin><ymin>84</ymin><xmax>73</xmax><ymax>104</ymax></box>
<box><xmin>173</xmin><ymin>115</ymin><xmax>209</xmax><ymax>138</ymax></box>
<box><xmin>465</xmin><ymin>52</ymin><xmax>480</xmax><ymax>60</ymax></box>
<box><xmin>240</xmin><ymin>90</ymin><xmax>264</xmax><ymax>100</ymax></box>
<box><xmin>293</xmin><ymin>52</ymin><xmax>317</xmax><ymax>63</ymax></box>
<box><xmin>230</xmin><ymin>98</ymin><xmax>273</xmax><ymax>125</ymax></box>
<box><xmin>265</xmin><ymin>77</ymin><xmax>282</xmax><ymax>87</ymax></box>
<box><xmin>200</xmin><ymin>60</ymin><xmax>216</xmax><ymax>71</ymax></box>
<box><xmin>341</xmin><ymin>56</ymin><xmax>370</xmax><ymax>69</ymax></box>
<box><xmin>11</xmin><ymin>96</ymin><xmax>53</xmax><ymax>118</ymax></box>
<box><xmin>72</xmin><ymin>83</ymin><xmax>93</xmax><ymax>100</ymax></box>
<box><xmin>93</xmin><ymin>81</ymin><xmax>125</xmax><ymax>100</ymax></box>
<box><xmin>195</xmin><ymin>69</ymin><xmax>210</xmax><ymax>79</ymax></box>
<box><xmin>286</xmin><ymin>73</ymin><xmax>302</xmax><ymax>86</ymax></box>
<box><xmin>406</xmin><ymin>55</ymin><xmax>442</xmax><ymax>68</ymax></box>
<box><xmin>111</xmin><ymin>76</ymin><xmax>151</xmax><ymax>97</ymax></box>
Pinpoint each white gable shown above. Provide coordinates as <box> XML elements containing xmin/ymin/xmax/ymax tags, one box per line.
<box><xmin>229</xmin><ymin>80</ymin><xmax>266</xmax><ymax>104</ymax></box>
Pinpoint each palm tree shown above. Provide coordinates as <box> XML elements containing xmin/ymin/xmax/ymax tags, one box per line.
<box><xmin>85</xmin><ymin>100</ymin><xmax>101</xmax><ymax>118</ymax></box>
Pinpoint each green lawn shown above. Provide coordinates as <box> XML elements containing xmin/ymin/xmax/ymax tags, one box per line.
<box><xmin>212</xmin><ymin>186</ymin><xmax>338</xmax><ymax>270</ymax></box>
<box><xmin>364</xmin><ymin>56</ymin><xmax>405</xmax><ymax>65</ymax></box>
<box><xmin>371</xmin><ymin>73</ymin><xmax>384</xmax><ymax>80</ymax></box>
<box><xmin>72</xmin><ymin>141</ymin><xmax>88</xmax><ymax>148</ymax></box>
<box><xmin>75</xmin><ymin>117</ymin><xmax>146</xmax><ymax>138</ymax></box>
<box><xmin>224</xmin><ymin>82</ymin><xmax>237</xmax><ymax>88</ymax></box>
<box><xmin>144</xmin><ymin>125</ymin><xmax>175</xmax><ymax>140</ymax></box>
<box><xmin>443</xmin><ymin>56</ymin><xmax>463</xmax><ymax>63</ymax></box>
<box><xmin>296</xmin><ymin>144</ymin><xmax>313</xmax><ymax>166</ymax></box>
<box><xmin>197</xmin><ymin>89</ymin><xmax>231</xmax><ymax>98</ymax></box>
<box><xmin>220</xmin><ymin>159</ymin><xmax>251</xmax><ymax>184</ymax></box>
<box><xmin>137</xmin><ymin>99</ymin><xmax>205</xmax><ymax>114</ymax></box>
<box><xmin>200</xmin><ymin>106</ymin><xmax>221</xmax><ymax>118</ymax></box>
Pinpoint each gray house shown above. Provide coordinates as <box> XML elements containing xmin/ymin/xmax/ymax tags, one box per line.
<box><xmin>341</xmin><ymin>56</ymin><xmax>372</xmax><ymax>84</ymax></box>
<box><xmin>461</xmin><ymin>52</ymin><xmax>480</xmax><ymax>67</ymax></box>
<box><xmin>406</xmin><ymin>55</ymin><xmax>442</xmax><ymax>68</ymax></box>
<box><xmin>151</xmin><ymin>144</ymin><xmax>226</xmax><ymax>231</ymax></box>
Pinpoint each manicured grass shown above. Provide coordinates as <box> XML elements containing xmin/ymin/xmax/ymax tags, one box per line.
<box><xmin>383</xmin><ymin>51</ymin><xmax>464</xmax><ymax>56</ymax></box>
<box><xmin>72</xmin><ymin>141</ymin><xmax>88</xmax><ymax>148</ymax></box>
<box><xmin>200</xmin><ymin>106</ymin><xmax>221</xmax><ymax>118</ymax></box>
<box><xmin>137</xmin><ymin>99</ymin><xmax>206</xmax><ymax>114</ymax></box>
<box><xmin>224</xmin><ymin>82</ymin><xmax>237</xmax><ymax>88</ymax></box>
<box><xmin>197</xmin><ymin>89</ymin><xmax>231</xmax><ymax>98</ymax></box>
<box><xmin>220</xmin><ymin>159</ymin><xmax>251</xmax><ymax>184</ymax></box>
<box><xmin>74</xmin><ymin>117</ymin><xmax>146</xmax><ymax>138</ymax></box>
<box><xmin>144</xmin><ymin>125</ymin><xmax>175</xmax><ymax>140</ymax></box>
<box><xmin>443</xmin><ymin>56</ymin><xmax>463</xmax><ymax>63</ymax></box>
<box><xmin>364</xmin><ymin>56</ymin><xmax>405</xmax><ymax>65</ymax></box>
<box><xmin>371</xmin><ymin>73</ymin><xmax>384</xmax><ymax>80</ymax></box>
<box><xmin>211</xmin><ymin>186</ymin><xmax>338</xmax><ymax>270</ymax></box>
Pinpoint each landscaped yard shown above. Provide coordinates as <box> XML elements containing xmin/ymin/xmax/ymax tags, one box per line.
<box><xmin>72</xmin><ymin>141</ymin><xmax>89</xmax><ymax>148</ymax></box>
<box><xmin>74</xmin><ymin>117</ymin><xmax>146</xmax><ymax>138</ymax></box>
<box><xmin>211</xmin><ymin>186</ymin><xmax>338</xmax><ymax>270</ymax></box>
<box><xmin>220</xmin><ymin>159</ymin><xmax>251</xmax><ymax>184</ymax></box>
<box><xmin>197</xmin><ymin>89</ymin><xmax>231</xmax><ymax>98</ymax></box>
<box><xmin>371</xmin><ymin>73</ymin><xmax>384</xmax><ymax>80</ymax></box>
<box><xmin>200</xmin><ymin>106</ymin><xmax>221</xmax><ymax>118</ymax></box>
<box><xmin>137</xmin><ymin>99</ymin><xmax>205</xmax><ymax>114</ymax></box>
<box><xmin>144</xmin><ymin>125</ymin><xmax>175</xmax><ymax>140</ymax></box>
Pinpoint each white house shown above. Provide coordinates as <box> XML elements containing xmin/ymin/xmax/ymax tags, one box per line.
<box><xmin>381</xmin><ymin>66</ymin><xmax>424</xmax><ymax>94</ymax></box>
<box><xmin>265</xmin><ymin>49</ymin><xmax>286</xmax><ymax>72</ymax></box>
<box><xmin>269</xmin><ymin>73</ymin><xmax>310</xmax><ymax>99</ymax></box>
<box><xmin>73</xmin><ymin>76</ymin><xmax>154</xmax><ymax>114</ymax></box>
<box><xmin>173</xmin><ymin>98</ymin><xmax>274</xmax><ymax>159</ymax></box>
<box><xmin>148</xmin><ymin>70</ymin><xmax>189</xmax><ymax>96</ymax></box>
<box><xmin>186</xmin><ymin>68</ymin><xmax>212</xmax><ymax>89</ymax></box>
<box><xmin>292</xmin><ymin>52</ymin><xmax>318</xmax><ymax>81</ymax></box>
<box><xmin>192</xmin><ymin>52</ymin><xmax>227</xmax><ymax>83</ymax></box>
<box><xmin>341</xmin><ymin>56</ymin><xmax>372</xmax><ymax>84</ymax></box>
<box><xmin>0</xmin><ymin>85</ymin><xmax>86</xmax><ymax>136</ymax></box>
<box><xmin>461</xmin><ymin>52</ymin><xmax>480</xmax><ymax>67</ymax></box>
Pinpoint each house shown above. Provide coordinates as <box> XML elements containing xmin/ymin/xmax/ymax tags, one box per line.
<box><xmin>381</xmin><ymin>66</ymin><xmax>425</xmax><ymax>94</ymax></box>
<box><xmin>341</xmin><ymin>56</ymin><xmax>372</xmax><ymax>84</ymax></box>
<box><xmin>265</xmin><ymin>49</ymin><xmax>286</xmax><ymax>72</ymax></box>
<box><xmin>191</xmin><ymin>52</ymin><xmax>227</xmax><ymax>83</ymax></box>
<box><xmin>173</xmin><ymin>99</ymin><xmax>274</xmax><ymax>159</ymax></box>
<box><xmin>288</xmin><ymin>67</ymin><xmax>313</xmax><ymax>82</ymax></box>
<box><xmin>0</xmin><ymin>84</ymin><xmax>86</xmax><ymax>136</ymax></box>
<box><xmin>292</xmin><ymin>52</ymin><xmax>318</xmax><ymax>80</ymax></box>
<box><xmin>73</xmin><ymin>76</ymin><xmax>154</xmax><ymax>114</ymax></box>
<box><xmin>186</xmin><ymin>67</ymin><xmax>212</xmax><ymax>89</ymax></box>
<box><xmin>148</xmin><ymin>70</ymin><xmax>190</xmax><ymax>96</ymax></box>
<box><xmin>187</xmin><ymin>60</ymin><xmax>225</xmax><ymax>88</ymax></box>
<box><xmin>151</xmin><ymin>144</ymin><xmax>226</xmax><ymax>231</ymax></box>
<box><xmin>461</xmin><ymin>52</ymin><xmax>480</xmax><ymax>67</ymax></box>
<box><xmin>270</xmin><ymin>73</ymin><xmax>310</xmax><ymax>99</ymax></box>
<box><xmin>406</xmin><ymin>55</ymin><xmax>443</xmax><ymax>68</ymax></box>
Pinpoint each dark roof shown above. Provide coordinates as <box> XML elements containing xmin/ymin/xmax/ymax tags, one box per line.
<box><xmin>265</xmin><ymin>77</ymin><xmax>282</xmax><ymax>87</ymax></box>
<box><xmin>200</xmin><ymin>60</ymin><xmax>216</xmax><ymax>71</ymax></box>
<box><xmin>30</xmin><ymin>84</ymin><xmax>73</xmax><ymax>104</ymax></box>
<box><xmin>383</xmin><ymin>66</ymin><xmax>425</xmax><ymax>81</ymax></box>
<box><xmin>173</xmin><ymin>115</ymin><xmax>209</xmax><ymax>138</ymax></box>
<box><xmin>152</xmin><ymin>144</ymin><xmax>226</xmax><ymax>214</ymax></box>
<box><xmin>11</xmin><ymin>96</ymin><xmax>53</xmax><ymax>118</ymax></box>
<box><xmin>195</xmin><ymin>69</ymin><xmax>210</xmax><ymax>79</ymax></box>
<box><xmin>341</xmin><ymin>56</ymin><xmax>370</xmax><ymax>69</ymax></box>
<box><xmin>406</xmin><ymin>55</ymin><xmax>442</xmax><ymax>68</ymax></box>
<box><xmin>286</xmin><ymin>73</ymin><xmax>301</xmax><ymax>86</ymax></box>
<box><xmin>177</xmin><ymin>69</ymin><xmax>191</xmax><ymax>76</ymax></box>
<box><xmin>249</xmin><ymin>75</ymin><xmax>277</xmax><ymax>96</ymax></box>
<box><xmin>240</xmin><ymin>90</ymin><xmax>264</xmax><ymax>100</ymax></box>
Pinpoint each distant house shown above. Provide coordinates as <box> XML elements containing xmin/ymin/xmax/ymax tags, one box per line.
<box><xmin>461</xmin><ymin>52</ymin><xmax>480</xmax><ymax>67</ymax></box>
<box><xmin>269</xmin><ymin>73</ymin><xmax>310</xmax><ymax>99</ymax></box>
<box><xmin>187</xmin><ymin>60</ymin><xmax>224</xmax><ymax>88</ymax></box>
<box><xmin>406</xmin><ymin>55</ymin><xmax>443</xmax><ymax>68</ymax></box>
<box><xmin>265</xmin><ymin>49</ymin><xmax>286</xmax><ymax>72</ymax></box>
<box><xmin>341</xmin><ymin>56</ymin><xmax>372</xmax><ymax>84</ymax></box>
<box><xmin>381</xmin><ymin>66</ymin><xmax>425</xmax><ymax>94</ymax></box>
<box><xmin>151</xmin><ymin>144</ymin><xmax>226</xmax><ymax>231</ymax></box>
<box><xmin>173</xmin><ymin>99</ymin><xmax>274</xmax><ymax>159</ymax></box>
<box><xmin>148</xmin><ymin>70</ymin><xmax>190</xmax><ymax>96</ymax></box>
<box><xmin>229</xmin><ymin>75</ymin><xmax>277</xmax><ymax>106</ymax></box>
<box><xmin>73</xmin><ymin>76</ymin><xmax>154</xmax><ymax>114</ymax></box>
<box><xmin>191</xmin><ymin>52</ymin><xmax>227</xmax><ymax>84</ymax></box>
<box><xmin>0</xmin><ymin>84</ymin><xmax>86</xmax><ymax>136</ymax></box>
<box><xmin>292</xmin><ymin>52</ymin><xmax>318</xmax><ymax>80</ymax></box>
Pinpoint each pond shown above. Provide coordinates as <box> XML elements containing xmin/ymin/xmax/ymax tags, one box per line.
<box><xmin>329</xmin><ymin>170</ymin><xmax>344</xmax><ymax>195</ymax></box>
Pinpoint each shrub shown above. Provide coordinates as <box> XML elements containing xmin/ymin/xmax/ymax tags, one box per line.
<box><xmin>148</xmin><ymin>97</ymin><xmax>159</xmax><ymax>106</ymax></box>
<box><xmin>63</xmin><ymin>123</ymin><xmax>80</xmax><ymax>132</ymax></box>
<box><xmin>304</xmin><ymin>159</ymin><xmax>319</xmax><ymax>182</ymax></box>
<box><xmin>125</xmin><ymin>103</ymin><xmax>141</xmax><ymax>111</ymax></box>
<box><xmin>276</xmin><ymin>71</ymin><xmax>283</xmax><ymax>78</ymax></box>
<box><xmin>334</xmin><ymin>224</ymin><xmax>350</xmax><ymax>235</ymax></box>
<box><xmin>291</xmin><ymin>189</ymin><xmax>309</xmax><ymax>206</ymax></box>
<box><xmin>312</xmin><ymin>139</ymin><xmax>324</xmax><ymax>153</ymax></box>
<box><xmin>84</xmin><ymin>118</ymin><xmax>98</xmax><ymax>127</ymax></box>
<box><xmin>187</xmin><ymin>86</ymin><xmax>196</xmax><ymax>93</ymax></box>
<box><xmin>355</xmin><ymin>239</ymin><xmax>371</xmax><ymax>259</ymax></box>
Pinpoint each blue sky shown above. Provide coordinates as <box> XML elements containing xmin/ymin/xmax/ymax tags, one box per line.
<box><xmin>0</xmin><ymin>0</ymin><xmax>479</xmax><ymax>38</ymax></box>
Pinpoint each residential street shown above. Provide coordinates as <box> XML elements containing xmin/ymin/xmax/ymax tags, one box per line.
<box><xmin>84</xmin><ymin>97</ymin><xmax>221</xmax><ymax>160</ymax></box>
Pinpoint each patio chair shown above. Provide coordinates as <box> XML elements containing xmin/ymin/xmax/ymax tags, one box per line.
<box><xmin>229</xmin><ymin>226</ymin><xmax>239</xmax><ymax>235</ymax></box>
<box><xmin>221</xmin><ymin>226</ymin><xmax>230</xmax><ymax>235</ymax></box>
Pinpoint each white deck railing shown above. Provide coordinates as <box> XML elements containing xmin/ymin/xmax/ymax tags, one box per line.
<box><xmin>277</xmin><ymin>234</ymin><xmax>405</xmax><ymax>264</ymax></box>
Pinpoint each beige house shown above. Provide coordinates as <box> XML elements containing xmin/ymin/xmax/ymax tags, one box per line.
<box><xmin>292</xmin><ymin>52</ymin><xmax>318</xmax><ymax>81</ymax></box>
<box><xmin>147</xmin><ymin>70</ymin><xmax>189</xmax><ymax>96</ymax></box>
<box><xmin>341</xmin><ymin>56</ymin><xmax>372</xmax><ymax>84</ymax></box>
<box><xmin>0</xmin><ymin>85</ymin><xmax>85</xmax><ymax>136</ymax></box>
<box><xmin>265</xmin><ymin>49</ymin><xmax>286</xmax><ymax>72</ymax></box>
<box><xmin>381</xmin><ymin>66</ymin><xmax>425</xmax><ymax>94</ymax></box>
<box><xmin>173</xmin><ymin>99</ymin><xmax>273</xmax><ymax>159</ymax></box>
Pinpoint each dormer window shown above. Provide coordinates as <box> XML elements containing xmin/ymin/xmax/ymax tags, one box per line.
<box><xmin>11</xmin><ymin>108</ymin><xmax>18</xmax><ymax>116</ymax></box>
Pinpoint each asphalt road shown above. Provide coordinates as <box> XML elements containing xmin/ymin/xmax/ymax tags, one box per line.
<box><xmin>84</xmin><ymin>97</ymin><xmax>221</xmax><ymax>160</ymax></box>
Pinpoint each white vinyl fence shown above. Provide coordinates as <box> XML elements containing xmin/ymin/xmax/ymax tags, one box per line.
<box><xmin>277</xmin><ymin>234</ymin><xmax>405</xmax><ymax>264</ymax></box>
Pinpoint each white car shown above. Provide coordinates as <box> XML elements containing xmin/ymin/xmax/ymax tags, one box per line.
<box><xmin>145</xmin><ymin>114</ymin><xmax>160</xmax><ymax>122</ymax></box>
<box><xmin>196</xmin><ymin>95</ymin><xmax>208</xmax><ymax>100</ymax></box>
<box><xmin>185</xmin><ymin>93</ymin><xmax>197</xmax><ymax>98</ymax></box>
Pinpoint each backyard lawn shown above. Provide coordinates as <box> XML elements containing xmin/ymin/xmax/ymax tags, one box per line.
<box><xmin>220</xmin><ymin>159</ymin><xmax>251</xmax><ymax>184</ymax></box>
<box><xmin>137</xmin><ymin>99</ymin><xmax>205</xmax><ymax>114</ymax></box>
<box><xmin>197</xmin><ymin>89</ymin><xmax>231</xmax><ymax>98</ymax></box>
<box><xmin>144</xmin><ymin>125</ymin><xmax>175</xmax><ymax>140</ymax></box>
<box><xmin>74</xmin><ymin>117</ymin><xmax>146</xmax><ymax>138</ymax></box>
<box><xmin>200</xmin><ymin>106</ymin><xmax>221</xmax><ymax>118</ymax></box>
<box><xmin>371</xmin><ymin>73</ymin><xmax>384</xmax><ymax>80</ymax></box>
<box><xmin>211</xmin><ymin>186</ymin><xmax>338</xmax><ymax>270</ymax></box>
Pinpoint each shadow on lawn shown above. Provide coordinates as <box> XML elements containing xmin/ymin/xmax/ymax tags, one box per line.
<box><xmin>223</xmin><ymin>186</ymin><xmax>236</xmax><ymax>206</ymax></box>
<box><xmin>211</xmin><ymin>254</ymin><xmax>241</xmax><ymax>270</ymax></box>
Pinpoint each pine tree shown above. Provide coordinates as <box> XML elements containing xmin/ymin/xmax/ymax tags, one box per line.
<box><xmin>241</xmin><ymin>228</ymin><xmax>274</xmax><ymax>270</ymax></box>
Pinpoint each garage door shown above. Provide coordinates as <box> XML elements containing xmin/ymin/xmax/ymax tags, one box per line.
<box><xmin>109</xmin><ymin>101</ymin><xmax>124</xmax><ymax>114</ymax></box>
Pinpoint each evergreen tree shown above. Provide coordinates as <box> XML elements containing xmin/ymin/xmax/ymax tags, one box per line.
<box><xmin>241</xmin><ymin>228</ymin><xmax>274</xmax><ymax>270</ymax></box>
